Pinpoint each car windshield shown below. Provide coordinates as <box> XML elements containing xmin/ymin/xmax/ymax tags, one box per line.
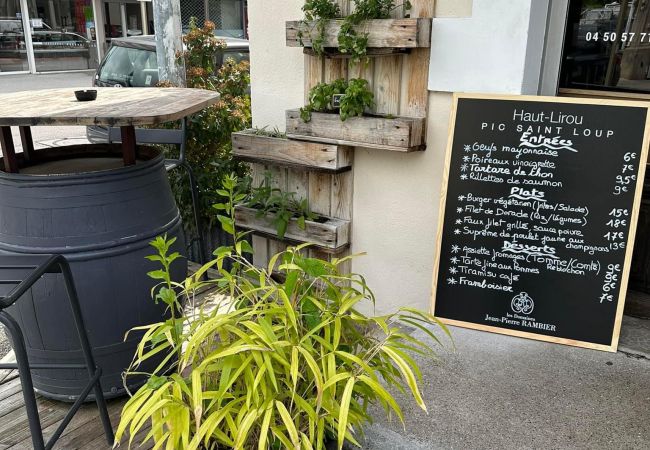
<box><xmin>222</xmin><ymin>50</ymin><xmax>249</xmax><ymax>64</ymax></box>
<box><xmin>98</xmin><ymin>45</ymin><xmax>158</xmax><ymax>87</ymax></box>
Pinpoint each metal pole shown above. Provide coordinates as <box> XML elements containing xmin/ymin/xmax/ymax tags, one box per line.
<box><xmin>19</xmin><ymin>0</ymin><xmax>36</xmax><ymax>74</ymax></box>
<box><xmin>140</xmin><ymin>0</ymin><xmax>149</xmax><ymax>35</ymax></box>
<box><xmin>152</xmin><ymin>0</ymin><xmax>185</xmax><ymax>86</ymax></box>
<box><xmin>120</xmin><ymin>3</ymin><xmax>128</xmax><ymax>37</ymax></box>
<box><xmin>91</xmin><ymin>0</ymin><xmax>106</xmax><ymax>62</ymax></box>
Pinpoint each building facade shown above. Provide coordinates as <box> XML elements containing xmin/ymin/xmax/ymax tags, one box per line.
<box><xmin>0</xmin><ymin>0</ymin><xmax>247</xmax><ymax>75</ymax></box>
<box><xmin>247</xmin><ymin>0</ymin><xmax>650</xmax><ymax>333</ymax></box>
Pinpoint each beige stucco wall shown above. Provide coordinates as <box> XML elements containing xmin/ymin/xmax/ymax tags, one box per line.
<box><xmin>248</xmin><ymin>0</ymin><xmax>473</xmax><ymax>314</ymax></box>
<box><xmin>249</xmin><ymin>0</ymin><xmax>305</xmax><ymax>127</ymax></box>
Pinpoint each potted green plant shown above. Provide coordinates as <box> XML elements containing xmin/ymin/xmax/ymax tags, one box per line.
<box><xmin>287</xmin><ymin>78</ymin><xmax>426</xmax><ymax>152</ymax></box>
<box><xmin>235</xmin><ymin>172</ymin><xmax>350</xmax><ymax>252</ymax></box>
<box><xmin>287</xmin><ymin>0</ymin><xmax>432</xmax><ymax>62</ymax></box>
<box><xmin>114</xmin><ymin>174</ymin><xmax>449</xmax><ymax>449</ymax></box>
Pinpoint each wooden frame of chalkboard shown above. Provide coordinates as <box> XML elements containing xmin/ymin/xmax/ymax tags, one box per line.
<box><xmin>431</xmin><ymin>93</ymin><xmax>650</xmax><ymax>352</ymax></box>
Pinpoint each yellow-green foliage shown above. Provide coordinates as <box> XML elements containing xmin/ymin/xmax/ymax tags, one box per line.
<box><xmin>114</xmin><ymin>175</ymin><xmax>449</xmax><ymax>450</ymax></box>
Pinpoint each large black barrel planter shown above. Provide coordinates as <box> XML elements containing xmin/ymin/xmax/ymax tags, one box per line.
<box><xmin>0</xmin><ymin>144</ymin><xmax>187</xmax><ymax>401</ymax></box>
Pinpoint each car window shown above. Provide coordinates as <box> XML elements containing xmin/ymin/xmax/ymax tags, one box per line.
<box><xmin>223</xmin><ymin>50</ymin><xmax>249</xmax><ymax>64</ymax></box>
<box><xmin>98</xmin><ymin>45</ymin><xmax>158</xmax><ymax>87</ymax></box>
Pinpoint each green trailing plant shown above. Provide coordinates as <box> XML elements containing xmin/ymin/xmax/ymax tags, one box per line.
<box><xmin>115</xmin><ymin>173</ymin><xmax>450</xmax><ymax>450</ymax></box>
<box><xmin>299</xmin><ymin>0</ymin><xmax>412</xmax><ymax>63</ymax></box>
<box><xmin>300</xmin><ymin>0</ymin><xmax>341</xmax><ymax>55</ymax></box>
<box><xmin>301</xmin><ymin>78</ymin><xmax>374</xmax><ymax>122</ymax></box>
<box><xmin>244</xmin><ymin>172</ymin><xmax>318</xmax><ymax>240</ymax></box>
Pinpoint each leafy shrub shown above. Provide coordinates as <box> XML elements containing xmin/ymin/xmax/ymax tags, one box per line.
<box><xmin>115</xmin><ymin>174</ymin><xmax>450</xmax><ymax>450</ymax></box>
<box><xmin>163</xmin><ymin>19</ymin><xmax>251</xmax><ymax>240</ymax></box>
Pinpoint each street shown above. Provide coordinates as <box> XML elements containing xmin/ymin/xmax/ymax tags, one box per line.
<box><xmin>0</xmin><ymin>71</ymin><xmax>94</xmax><ymax>358</ymax></box>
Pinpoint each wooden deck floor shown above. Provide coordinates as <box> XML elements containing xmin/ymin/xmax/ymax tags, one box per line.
<box><xmin>0</xmin><ymin>266</ymin><xmax>225</xmax><ymax>449</ymax></box>
<box><xmin>0</xmin><ymin>369</ymin><xmax>147</xmax><ymax>449</ymax></box>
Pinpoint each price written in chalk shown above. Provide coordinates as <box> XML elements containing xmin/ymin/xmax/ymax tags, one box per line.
<box><xmin>434</xmin><ymin>95</ymin><xmax>650</xmax><ymax>349</ymax></box>
<box><xmin>614</xmin><ymin>153</ymin><xmax>638</xmax><ymax>195</ymax></box>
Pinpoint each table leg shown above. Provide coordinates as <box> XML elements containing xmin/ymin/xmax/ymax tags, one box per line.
<box><xmin>0</xmin><ymin>126</ymin><xmax>18</xmax><ymax>173</ymax></box>
<box><xmin>120</xmin><ymin>126</ymin><xmax>137</xmax><ymax>166</ymax></box>
<box><xmin>19</xmin><ymin>126</ymin><xmax>35</xmax><ymax>162</ymax></box>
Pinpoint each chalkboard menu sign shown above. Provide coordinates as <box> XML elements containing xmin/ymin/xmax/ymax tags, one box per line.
<box><xmin>432</xmin><ymin>94</ymin><xmax>650</xmax><ymax>351</ymax></box>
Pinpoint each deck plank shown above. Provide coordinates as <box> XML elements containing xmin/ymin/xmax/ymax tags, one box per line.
<box><xmin>0</xmin><ymin>378</ymin><xmax>21</xmax><ymax>402</ymax></box>
<box><xmin>46</xmin><ymin>402</ymin><xmax>124</xmax><ymax>450</ymax></box>
<box><xmin>0</xmin><ymin>279</ymin><xmax>223</xmax><ymax>448</ymax></box>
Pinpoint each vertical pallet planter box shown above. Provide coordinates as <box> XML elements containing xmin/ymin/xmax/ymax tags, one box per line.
<box><xmin>286</xmin><ymin>109</ymin><xmax>426</xmax><ymax>152</ymax></box>
<box><xmin>232</xmin><ymin>130</ymin><xmax>353</xmax><ymax>172</ymax></box>
<box><xmin>235</xmin><ymin>206</ymin><xmax>350</xmax><ymax>253</ymax></box>
<box><xmin>286</xmin><ymin>18</ymin><xmax>432</xmax><ymax>50</ymax></box>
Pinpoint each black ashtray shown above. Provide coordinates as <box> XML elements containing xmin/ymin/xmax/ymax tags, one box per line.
<box><xmin>75</xmin><ymin>89</ymin><xmax>97</xmax><ymax>102</ymax></box>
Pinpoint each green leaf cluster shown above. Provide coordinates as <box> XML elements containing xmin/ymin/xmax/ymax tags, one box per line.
<box><xmin>243</xmin><ymin>171</ymin><xmax>318</xmax><ymax>240</ymax></box>
<box><xmin>115</xmin><ymin>174</ymin><xmax>450</xmax><ymax>450</ymax></box>
<box><xmin>301</xmin><ymin>78</ymin><xmax>374</xmax><ymax>122</ymax></box>
<box><xmin>299</xmin><ymin>1</ymin><xmax>341</xmax><ymax>54</ymax></box>
<box><xmin>300</xmin><ymin>0</ymin><xmax>412</xmax><ymax>63</ymax></box>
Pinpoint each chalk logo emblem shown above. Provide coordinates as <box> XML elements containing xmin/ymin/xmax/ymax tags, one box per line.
<box><xmin>511</xmin><ymin>292</ymin><xmax>534</xmax><ymax>315</ymax></box>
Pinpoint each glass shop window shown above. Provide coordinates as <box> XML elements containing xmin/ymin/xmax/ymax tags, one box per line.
<box><xmin>560</xmin><ymin>0</ymin><xmax>650</xmax><ymax>94</ymax></box>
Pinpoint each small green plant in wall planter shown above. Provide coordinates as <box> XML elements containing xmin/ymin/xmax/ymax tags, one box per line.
<box><xmin>235</xmin><ymin>205</ymin><xmax>350</xmax><ymax>253</ymax></box>
<box><xmin>300</xmin><ymin>78</ymin><xmax>375</xmax><ymax>122</ymax></box>
<box><xmin>241</xmin><ymin>171</ymin><xmax>319</xmax><ymax>240</ymax></box>
<box><xmin>232</xmin><ymin>171</ymin><xmax>350</xmax><ymax>252</ymax></box>
<box><xmin>287</xmin><ymin>0</ymin><xmax>432</xmax><ymax>62</ymax></box>
<box><xmin>288</xmin><ymin>79</ymin><xmax>426</xmax><ymax>152</ymax></box>
<box><xmin>115</xmin><ymin>174</ymin><xmax>450</xmax><ymax>450</ymax></box>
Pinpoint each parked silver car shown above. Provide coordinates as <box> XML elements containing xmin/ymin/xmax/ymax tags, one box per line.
<box><xmin>87</xmin><ymin>35</ymin><xmax>249</xmax><ymax>142</ymax></box>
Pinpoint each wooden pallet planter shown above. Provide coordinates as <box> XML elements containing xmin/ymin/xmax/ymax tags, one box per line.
<box><xmin>286</xmin><ymin>18</ymin><xmax>432</xmax><ymax>50</ymax></box>
<box><xmin>286</xmin><ymin>109</ymin><xmax>426</xmax><ymax>152</ymax></box>
<box><xmin>232</xmin><ymin>130</ymin><xmax>353</xmax><ymax>172</ymax></box>
<box><xmin>235</xmin><ymin>206</ymin><xmax>350</xmax><ymax>252</ymax></box>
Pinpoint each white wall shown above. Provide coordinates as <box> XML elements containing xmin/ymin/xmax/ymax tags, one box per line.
<box><xmin>248</xmin><ymin>1</ymin><xmax>553</xmax><ymax>314</ymax></box>
<box><xmin>428</xmin><ymin>0</ymin><xmax>549</xmax><ymax>94</ymax></box>
<box><xmin>248</xmin><ymin>0</ymin><xmax>305</xmax><ymax>129</ymax></box>
<box><xmin>351</xmin><ymin>92</ymin><xmax>455</xmax><ymax>314</ymax></box>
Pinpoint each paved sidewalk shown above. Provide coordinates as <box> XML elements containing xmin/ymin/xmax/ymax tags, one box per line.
<box><xmin>0</xmin><ymin>72</ymin><xmax>94</xmax><ymax>152</ymax></box>
<box><xmin>0</xmin><ymin>71</ymin><xmax>94</xmax><ymax>93</ymax></box>
<box><xmin>364</xmin><ymin>325</ymin><xmax>649</xmax><ymax>450</ymax></box>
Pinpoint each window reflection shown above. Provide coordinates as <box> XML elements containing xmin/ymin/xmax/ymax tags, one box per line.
<box><xmin>27</xmin><ymin>0</ymin><xmax>97</xmax><ymax>71</ymax></box>
<box><xmin>562</xmin><ymin>1</ymin><xmax>650</xmax><ymax>93</ymax></box>
<box><xmin>0</xmin><ymin>0</ymin><xmax>28</xmax><ymax>72</ymax></box>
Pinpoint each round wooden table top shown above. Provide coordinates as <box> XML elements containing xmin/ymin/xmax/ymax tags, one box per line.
<box><xmin>0</xmin><ymin>87</ymin><xmax>220</xmax><ymax>127</ymax></box>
